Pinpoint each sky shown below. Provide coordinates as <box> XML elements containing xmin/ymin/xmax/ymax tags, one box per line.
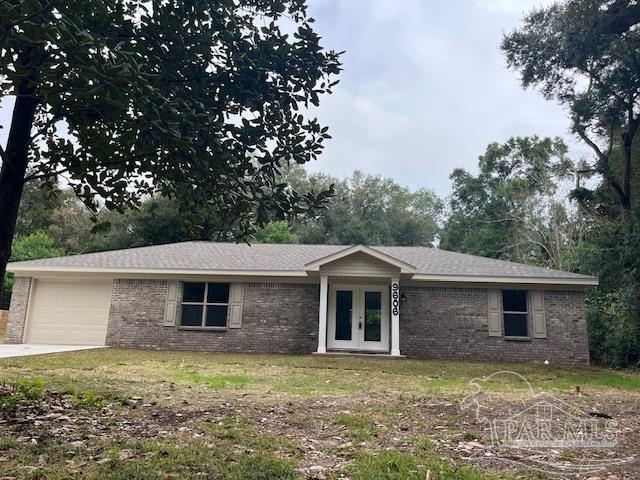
<box><xmin>0</xmin><ymin>0</ymin><xmax>588</xmax><ymax>198</ymax></box>
<box><xmin>304</xmin><ymin>0</ymin><xmax>588</xmax><ymax>196</ymax></box>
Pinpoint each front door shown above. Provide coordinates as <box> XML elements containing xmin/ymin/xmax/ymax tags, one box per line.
<box><xmin>327</xmin><ymin>284</ymin><xmax>389</xmax><ymax>352</ymax></box>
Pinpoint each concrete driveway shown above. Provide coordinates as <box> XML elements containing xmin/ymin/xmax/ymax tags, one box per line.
<box><xmin>0</xmin><ymin>344</ymin><xmax>105</xmax><ymax>359</ymax></box>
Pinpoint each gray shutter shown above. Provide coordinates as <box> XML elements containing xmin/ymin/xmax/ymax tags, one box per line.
<box><xmin>228</xmin><ymin>283</ymin><xmax>244</xmax><ymax>329</ymax></box>
<box><xmin>531</xmin><ymin>290</ymin><xmax>547</xmax><ymax>338</ymax></box>
<box><xmin>487</xmin><ymin>289</ymin><xmax>502</xmax><ymax>337</ymax></box>
<box><xmin>163</xmin><ymin>281</ymin><xmax>179</xmax><ymax>327</ymax></box>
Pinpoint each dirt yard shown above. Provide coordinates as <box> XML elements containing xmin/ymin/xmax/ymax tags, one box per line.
<box><xmin>0</xmin><ymin>349</ymin><xmax>638</xmax><ymax>479</ymax></box>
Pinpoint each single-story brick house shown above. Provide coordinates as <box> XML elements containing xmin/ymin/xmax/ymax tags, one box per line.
<box><xmin>5</xmin><ymin>242</ymin><xmax>597</xmax><ymax>364</ymax></box>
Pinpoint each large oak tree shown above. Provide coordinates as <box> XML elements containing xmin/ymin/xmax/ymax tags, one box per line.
<box><xmin>0</xmin><ymin>0</ymin><xmax>340</xmax><ymax>295</ymax></box>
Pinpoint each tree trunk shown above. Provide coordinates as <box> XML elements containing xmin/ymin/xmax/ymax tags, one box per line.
<box><xmin>0</xmin><ymin>75</ymin><xmax>40</xmax><ymax>306</ymax></box>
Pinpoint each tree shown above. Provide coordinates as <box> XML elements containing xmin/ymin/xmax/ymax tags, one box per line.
<box><xmin>440</xmin><ymin>137</ymin><xmax>581</xmax><ymax>269</ymax></box>
<box><xmin>282</xmin><ymin>166</ymin><xmax>443</xmax><ymax>246</ymax></box>
<box><xmin>593</xmin><ymin>0</ymin><xmax>640</xmax><ymax>35</ymax></box>
<box><xmin>502</xmin><ymin>0</ymin><xmax>639</xmax><ymax>220</ymax></box>
<box><xmin>253</xmin><ymin>221</ymin><xmax>299</xmax><ymax>244</ymax></box>
<box><xmin>1</xmin><ymin>231</ymin><xmax>62</xmax><ymax>308</ymax></box>
<box><xmin>84</xmin><ymin>195</ymin><xmax>236</xmax><ymax>252</ymax></box>
<box><xmin>13</xmin><ymin>179</ymin><xmax>96</xmax><ymax>256</ymax></box>
<box><xmin>0</xmin><ymin>0</ymin><xmax>341</xmax><ymax>297</ymax></box>
<box><xmin>503</xmin><ymin>0</ymin><xmax>640</xmax><ymax>365</ymax></box>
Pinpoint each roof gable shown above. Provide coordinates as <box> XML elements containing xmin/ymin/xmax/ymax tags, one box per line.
<box><xmin>304</xmin><ymin>245</ymin><xmax>416</xmax><ymax>274</ymax></box>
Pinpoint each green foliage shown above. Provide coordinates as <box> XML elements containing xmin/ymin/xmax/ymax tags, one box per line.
<box><xmin>2</xmin><ymin>231</ymin><xmax>63</xmax><ymax>308</ymax></box>
<box><xmin>0</xmin><ymin>377</ymin><xmax>46</xmax><ymax>413</ymax></box>
<box><xmin>284</xmin><ymin>166</ymin><xmax>443</xmax><ymax>246</ymax></box>
<box><xmin>501</xmin><ymin>0</ymin><xmax>640</xmax><ymax>210</ymax></box>
<box><xmin>440</xmin><ymin>136</ymin><xmax>579</xmax><ymax>269</ymax></box>
<box><xmin>17</xmin><ymin>377</ymin><xmax>46</xmax><ymax>399</ymax></box>
<box><xmin>1</xmin><ymin>0</ymin><xmax>341</xmax><ymax>241</ymax></box>
<box><xmin>503</xmin><ymin>1</ymin><xmax>640</xmax><ymax>367</ymax></box>
<box><xmin>9</xmin><ymin>231</ymin><xmax>63</xmax><ymax>263</ymax></box>
<box><xmin>253</xmin><ymin>221</ymin><xmax>299</xmax><ymax>244</ymax></box>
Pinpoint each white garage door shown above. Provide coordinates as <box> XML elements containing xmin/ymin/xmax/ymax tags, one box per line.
<box><xmin>25</xmin><ymin>280</ymin><xmax>113</xmax><ymax>345</ymax></box>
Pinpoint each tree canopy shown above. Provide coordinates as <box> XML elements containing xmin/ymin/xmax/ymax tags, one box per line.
<box><xmin>282</xmin><ymin>167</ymin><xmax>443</xmax><ymax>246</ymax></box>
<box><xmin>502</xmin><ymin>0</ymin><xmax>640</xmax><ymax>218</ymax></box>
<box><xmin>0</xmin><ymin>0</ymin><xmax>341</xmax><ymax>295</ymax></box>
<box><xmin>440</xmin><ymin>137</ymin><xmax>580</xmax><ymax>269</ymax></box>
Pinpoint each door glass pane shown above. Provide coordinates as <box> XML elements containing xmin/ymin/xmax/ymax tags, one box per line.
<box><xmin>335</xmin><ymin>290</ymin><xmax>353</xmax><ymax>341</ymax></box>
<box><xmin>364</xmin><ymin>291</ymin><xmax>382</xmax><ymax>342</ymax></box>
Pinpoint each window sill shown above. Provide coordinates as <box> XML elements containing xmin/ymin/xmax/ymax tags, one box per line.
<box><xmin>504</xmin><ymin>336</ymin><xmax>531</xmax><ymax>342</ymax></box>
<box><xmin>178</xmin><ymin>326</ymin><xmax>228</xmax><ymax>332</ymax></box>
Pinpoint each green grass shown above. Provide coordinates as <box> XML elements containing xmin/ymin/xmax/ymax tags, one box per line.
<box><xmin>0</xmin><ymin>349</ymin><xmax>636</xmax><ymax>479</ymax></box>
<box><xmin>339</xmin><ymin>449</ymin><xmax>525</xmax><ymax>480</ymax></box>
<box><xmin>331</xmin><ymin>413</ymin><xmax>378</xmax><ymax>441</ymax></box>
<box><xmin>0</xmin><ymin>436</ymin><xmax>301</xmax><ymax>480</ymax></box>
<box><xmin>2</xmin><ymin>348</ymin><xmax>638</xmax><ymax>395</ymax></box>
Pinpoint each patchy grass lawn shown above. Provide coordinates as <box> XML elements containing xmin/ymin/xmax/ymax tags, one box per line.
<box><xmin>0</xmin><ymin>349</ymin><xmax>638</xmax><ymax>479</ymax></box>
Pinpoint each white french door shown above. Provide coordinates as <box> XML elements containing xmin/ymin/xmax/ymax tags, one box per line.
<box><xmin>327</xmin><ymin>284</ymin><xmax>389</xmax><ymax>352</ymax></box>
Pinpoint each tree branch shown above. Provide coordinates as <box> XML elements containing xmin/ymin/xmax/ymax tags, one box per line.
<box><xmin>8</xmin><ymin>1</ymin><xmax>55</xmax><ymax>28</ymax></box>
<box><xmin>576</xmin><ymin>128</ymin><xmax>628</xmax><ymax>204</ymax></box>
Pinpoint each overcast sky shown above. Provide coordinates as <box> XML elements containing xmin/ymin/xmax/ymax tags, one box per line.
<box><xmin>305</xmin><ymin>0</ymin><xmax>588</xmax><ymax>196</ymax></box>
<box><xmin>0</xmin><ymin>0</ymin><xmax>587</xmax><ymax>197</ymax></box>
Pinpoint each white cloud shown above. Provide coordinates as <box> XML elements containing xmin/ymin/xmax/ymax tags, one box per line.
<box><xmin>475</xmin><ymin>0</ymin><xmax>554</xmax><ymax>14</ymax></box>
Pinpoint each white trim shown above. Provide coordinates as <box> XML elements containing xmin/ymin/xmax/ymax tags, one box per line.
<box><xmin>7</xmin><ymin>266</ymin><xmax>310</xmax><ymax>277</ymax></box>
<box><xmin>304</xmin><ymin>245</ymin><xmax>416</xmax><ymax>273</ymax></box>
<box><xmin>317</xmin><ymin>276</ymin><xmax>328</xmax><ymax>353</ymax></box>
<box><xmin>410</xmin><ymin>274</ymin><xmax>598</xmax><ymax>286</ymax></box>
<box><xmin>8</xmin><ymin>266</ymin><xmax>598</xmax><ymax>287</ymax></box>
<box><xmin>390</xmin><ymin>277</ymin><xmax>400</xmax><ymax>356</ymax></box>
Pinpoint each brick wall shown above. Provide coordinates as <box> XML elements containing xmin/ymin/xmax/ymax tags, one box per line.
<box><xmin>399</xmin><ymin>286</ymin><xmax>589</xmax><ymax>365</ymax></box>
<box><xmin>5</xmin><ymin>276</ymin><xmax>32</xmax><ymax>344</ymax></box>
<box><xmin>106</xmin><ymin>279</ymin><xmax>320</xmax><ymax>354</ymax></box>
<box><xmin>7</xmin><ymin>276</ymin><xmax>590</xmax><ymax>364</ymax></box>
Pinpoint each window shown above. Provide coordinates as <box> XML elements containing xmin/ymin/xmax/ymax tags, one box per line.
<box><xmin>502</xmin><ymin>290</ymin><xmax>528</xmax><ymax>337</ymax></box>
<box><xmin>181</xmin><ymin>282</ymin><xmax>230</xmax><ymax>328</ymax></box>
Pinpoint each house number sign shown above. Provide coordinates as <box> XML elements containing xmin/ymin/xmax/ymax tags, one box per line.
<box><xmin>391</xmin><ymin>281</ymin><xmax>400</xmax><ymax>316</ymax></box>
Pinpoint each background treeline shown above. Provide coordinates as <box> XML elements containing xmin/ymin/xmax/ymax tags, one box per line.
<box><xmin>5</xmin><ymin>132</ymin><xmax>638</xmax><ymax>367</ymax></box>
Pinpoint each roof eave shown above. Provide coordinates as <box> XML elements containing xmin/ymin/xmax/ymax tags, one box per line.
<box><xmin>410</xmin><ymin>273</ymin><xmax>598</xmax><ymax>286</ymax></box>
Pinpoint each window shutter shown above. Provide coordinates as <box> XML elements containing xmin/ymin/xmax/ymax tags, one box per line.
<box><xmin>228</xmin><ymin>283</ymin><xmax>244</xmax><ymax>329</ymax></box>
<box><xmin>487</xmin><ymin>289</ymin><xmax>502</xmax><ymax>337</ymax></box>
<box><xmin>531</xmin><ymin>290</ymin><xmax>547</xmax><ymax>338</ymax></box>
<box><xmin>163</xmin><ymin>281</ymin><xmax>179</xmax><ymax>327</ymax></box>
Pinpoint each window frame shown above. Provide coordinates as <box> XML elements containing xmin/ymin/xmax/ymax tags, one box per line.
<box><xmin>180</xmin><ymin>282</ymin><xmax>230</xmax><ymax>329</ymax></box>
<box><xmin>502</xmin><ymin>289</ymin><xmax>529</xmax><ymax>338</ymax></box>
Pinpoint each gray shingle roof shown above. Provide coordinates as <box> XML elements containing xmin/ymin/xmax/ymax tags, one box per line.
<box><xmin>7</xmin><ymin>241</ymin><xmax>596</xmax><ymax>282</ymax></box>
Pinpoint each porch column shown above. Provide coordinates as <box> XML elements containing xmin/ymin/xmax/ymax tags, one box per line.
<box><xmin>391</xmin><ymin>277</ymin><xmax>400</xmax><ymax>356</ymax></box>
<box><xmin>317</xmin><ymin>275</ymin><xmax>328</xmax><ymax>353</ymax></box>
